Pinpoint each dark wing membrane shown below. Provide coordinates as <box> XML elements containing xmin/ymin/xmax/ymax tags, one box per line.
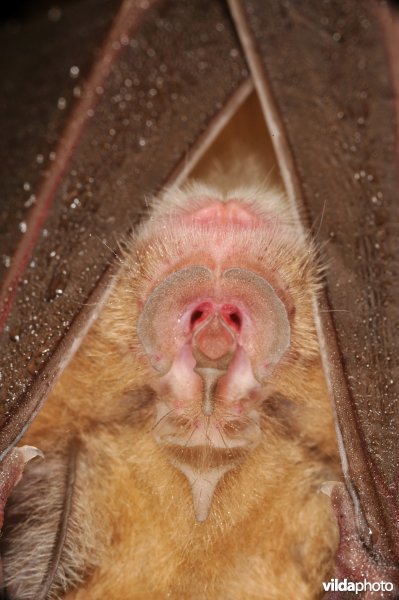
<box><xmin>0</xmin><ymin>0</ymin><xmax>250</xmax><ymax>459</ymax></box>
<box><xmin>229</xmin><ymin>0</ymin><xmax>399</xmax><ymax>591</ymax></box>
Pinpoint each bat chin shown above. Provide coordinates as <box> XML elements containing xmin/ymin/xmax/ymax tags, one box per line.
<box><xmin>153</xmin><ymin>398</ymin><xmax>261</xmax><ymax>522</ymax></box>
<box><xmin>176</xmin><ymin>462</ymin><xmax>233</xmax><ymax>522</ymax></box>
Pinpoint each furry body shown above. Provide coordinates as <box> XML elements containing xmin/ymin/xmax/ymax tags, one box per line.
<box><xmin>2</xmin><ymin>98</ymin><xmax>340</xmax><ymax>598</ymax></box>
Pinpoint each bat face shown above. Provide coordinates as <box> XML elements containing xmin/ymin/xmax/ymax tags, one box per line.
<box><xmin>130</xmin><ymin>191</ymin><xmax>315</xmax><ymax>521</ymax></box>
<box><xmin>1</xmin><ymin>93</ymin><xmax>340</xmax><ymax>600</ymax></box>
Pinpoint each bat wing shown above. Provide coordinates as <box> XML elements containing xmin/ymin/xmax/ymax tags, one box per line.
<box><xmin>229</xmin><ymin>0</ymin><xmax>399</xmax><ymax>594</ymax></box>
<box><xmin>0</xmin><ymin>0</ymin><xmax>251</xmax><ymax>456</ymax></box>
<box><xmin>0</xmin><ymin>1</ymin><xmax>251</xmax><ymax>593</ymax></box>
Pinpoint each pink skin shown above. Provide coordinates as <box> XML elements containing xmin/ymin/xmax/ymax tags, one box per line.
<box><xmin>189</xmin><ymin>301</ymin><xmax>242</xmax><ymax>334</ymax></box>
<box><xmin>140</xmin><ymin>198</ymin><xmax>290</xmax><ymax>446</ymax></box>
<box><xmin>137</xmin><ymin>197</ymin><xmax>285</xmax><ymax>307</ymax></box>
<box><xmin>182</xmin><ymin>198</ymin><xmax>273</xmax><ymax>230</ymax></box>
<box><xmin>153</xmin><ymin>297</ymin><xmax>263</xmax><ymax>429</ymax></box>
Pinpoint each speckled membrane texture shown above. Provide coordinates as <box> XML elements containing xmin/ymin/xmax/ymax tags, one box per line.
<box><xmin>0</xmin><ymin>0</ymin><xmax>248</xmax><ymax>455</ymax></box>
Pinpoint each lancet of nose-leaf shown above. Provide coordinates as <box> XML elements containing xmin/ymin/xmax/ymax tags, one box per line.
<box><xmin>137</xmin><ymin>266</ymin><xmax>214</xmax><ymax>374</ymax></box>
<box><xmin>221</xmin><ymin>268</ymin><xmax>291</xmax><ymax>382</ymax></box>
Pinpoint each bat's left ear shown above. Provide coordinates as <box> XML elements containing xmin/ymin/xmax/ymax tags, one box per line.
<box><xmin>221</xmin><ymin>268</ymin><xmax>291</xmax><ymax>382</ymax></box>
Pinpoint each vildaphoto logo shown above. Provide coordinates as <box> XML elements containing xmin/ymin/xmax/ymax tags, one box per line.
<box><xmin>322</xmin><ymin>579</ymin><xmax>395</xmax><ymax>594</ymax></box>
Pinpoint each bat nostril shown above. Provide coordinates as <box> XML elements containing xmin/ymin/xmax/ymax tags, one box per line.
<box><xmin>190</xmin><ymin>309</ymin><xmax>204</xmax><ymax>326</ymax></box>
<box><xmin>228</xmin><ymin>312</ymin><xmax>241</xmax><ymax>330</ymax></box>
<box><xmin>221</xmin><ymin>305</ymin><xmax>242</xmax><ymax>331</ymax></box>
<box><xmin>190</xmin><ymin>301</ymin><xmax>213</xmax><ymax>330</ymax></box>
<box><xmin>190</xmin><ymin>303</ymin><xmax>241</xmax><ymax>332</ymax></box>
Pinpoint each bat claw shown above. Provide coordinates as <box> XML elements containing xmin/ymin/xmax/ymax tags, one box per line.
<box><xmin>18</xmin><ymin>445</ymin><xmax>44</xmax><ymax>464</ymax></box>
<box><xmin>319</xmin><ymin>481</ymin><xmax>340</xmax><ymax>497</ymax></box>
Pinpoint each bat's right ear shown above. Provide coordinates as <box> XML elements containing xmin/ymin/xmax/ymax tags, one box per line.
<box><xmin>220</xmin><ymin>268</ymin><xmax>291</xmax><ymax>382</ymax></box>
<box><xmin>137</xmin><ymin>266</ymin><xmax>214</xmax><ymax>374</ymax></box>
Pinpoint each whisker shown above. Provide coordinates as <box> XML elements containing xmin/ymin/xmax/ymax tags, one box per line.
<box><xmin>215</xmin><ymin>424</ymin><xmax>229</xmax><ymax>450</ymax></box>
<box><xmin>221</xmin><ymin>410</ymin><xmax>262</xmax><ymax>432</ymax></box>
<box><xmin>150</xmin><ymin>407</ymin><xmax>177</xmax><ymax>432</ymax></box>
<box><xmin>184</xmin><ymin>426</ymin><xmax>197</xmax><ymax>448</ymax></box>
<box><xmin>204</xmin><ymin>417</ymin><xmax>215</xmax><ymax>448</ymax></box>
<box><xmin>311</xmin><ymin>198</ymin><xmax>327</xmax><ymax>241</ymax></box>
<box><xmin>93</xmin><ymin>234</ymin><xmax>124</xmax><ymax>265</ymax></box>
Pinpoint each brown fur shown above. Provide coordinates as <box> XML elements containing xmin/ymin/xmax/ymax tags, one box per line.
<box><xmin>3</xmin><ymin>93</ymin><xmax>340</xmax><ymax>600</ymax></box>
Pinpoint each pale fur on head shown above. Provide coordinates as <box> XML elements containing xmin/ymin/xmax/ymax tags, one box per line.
<box><xmin>110</xmin><ymin>178</ymin><xmax>322</xmax><ymax>381</ymax></box>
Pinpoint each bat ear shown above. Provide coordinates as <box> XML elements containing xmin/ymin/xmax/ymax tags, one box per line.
<box><xmin>137</xmin><ymin>266</ymin><xmax>214</xmax><ymax>373</ymax></box>
<box><xmin>221</xmin><ymin>268</ymin><xmax>291</xmax><ymax>381</ymax></box>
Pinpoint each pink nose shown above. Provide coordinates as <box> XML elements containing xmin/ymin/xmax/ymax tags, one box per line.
<box><xmin>190</xmin><ymin>303</ymin><xmax>241</xmax><ymax>361</ymax></box>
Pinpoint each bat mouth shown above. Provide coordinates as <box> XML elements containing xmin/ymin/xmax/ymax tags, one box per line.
<box><xmin>153</xmin><ymin>399</ymin><xmax>261</xmax><ymax>450</ymax></box>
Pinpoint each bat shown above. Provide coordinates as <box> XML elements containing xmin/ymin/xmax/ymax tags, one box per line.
<box><xmin>0</xmin><ymin>1</ymin><xmax>398</xmax><ymax>599</ymax></box>
<box><xmin>0</xmin><ymin>92</ymin><xmax>341</xmax><ymax>599</ymax></box>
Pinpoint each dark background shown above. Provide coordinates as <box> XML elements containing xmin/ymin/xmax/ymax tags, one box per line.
<box><xmin>0</xmin><ymin>0</ymin><xmax>398</xmax><ymax>25</ymax></box>
<box><xmin>0</xmin><ymin>0</ymin><xmax>81</xmax><ymax>23</ymax></box>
